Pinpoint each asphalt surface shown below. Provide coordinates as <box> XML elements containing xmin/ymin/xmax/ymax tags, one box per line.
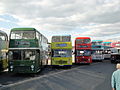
<box><xmin>0</xmin><ymin>60</ymin><xmax>116</xmax><ymax>90</ymax></box>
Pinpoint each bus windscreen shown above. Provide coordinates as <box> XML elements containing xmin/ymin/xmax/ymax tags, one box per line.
<box><xmin>10</xmin><ymin>31</ymin><xmax>35</xmax><ymax>39</ymax></box>
<box><xmin>52</xmin><ymin>49</ymin><xmax>72</xmax><ymax>57</ymax></box>
<box><xmin>76</xmin><ymin>50</ymin><xmax>91</xmax><ymax>56</ymax></box>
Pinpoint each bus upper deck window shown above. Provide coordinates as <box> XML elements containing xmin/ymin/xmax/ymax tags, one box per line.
<box><xmin>11</xmin><ymin>31</ymin><xmax>35</xmax><ymax>39</ymax></box>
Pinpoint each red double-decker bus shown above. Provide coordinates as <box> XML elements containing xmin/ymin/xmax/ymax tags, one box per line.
<box><xmin>75</xmin><ymin>37</ymin><xmax>92</xmax><ymax>64</ymax></box>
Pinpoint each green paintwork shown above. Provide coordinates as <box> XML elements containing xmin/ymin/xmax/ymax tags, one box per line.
<box><xmin>11</xmin><ymin>28</ymin><xmax>36</xmax><ymax>31</ymax></box>
<box><xmin>8</xmin><ymin>28</ymin><xmax>48</xmax><ymax>73</ymax></box>
<box><xmin>9</xmin><ymin>60</ymin><xmax>40</xmax><ymax>73</ymax></box>
<box><xmin>9</xmin><ymin>39</ymin><xmax>39</xmax><ymax>48</ymax></box>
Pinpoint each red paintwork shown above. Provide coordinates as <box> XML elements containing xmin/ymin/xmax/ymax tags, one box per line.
<box><xmin>75</xmin><ymin>37</ymin><xmax>90</xmax><ymax>39</ymax></box>
<box><xmin>75</xmin><ymin>37</ymin><xmax>92</xmax><ymax>64</ymax></box>
<box><xmin>111</xmin><ymin>42</ymin><xmax>120</xmax><ymax>48</ymax></box>
<box><xmin>75</xmin><ymin>44</ymin><xmax>91</xmax><ymax>49</ymax></box>
<box><xmin>76</xmin><ymin>56</ymin><xmax>92</xmax><ymax>63</ymax></box>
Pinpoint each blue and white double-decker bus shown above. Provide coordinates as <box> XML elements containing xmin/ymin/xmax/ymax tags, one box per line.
<box><xmin>92</xmin><ymin>45</ymin><xmax>104</xmax><ymax>61</ymax></box>
<box><xmin>92</xmin><ymin>40</ymin><xmax>104</xmax><ymax>61</ymax></box>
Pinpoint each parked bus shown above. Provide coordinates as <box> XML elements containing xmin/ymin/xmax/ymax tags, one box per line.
<box><xmin>111</xmin><ymin>41</ymin><xmax>120</xmax><ymax>48</ymax></box>
<box><xmin>51</xmin><ymin>35</ymin><xmax>72</xmax><ymax>67</ymax></box>
<box><xmin>0</xmin><ymin>30</ymin><xmax>8</xmax><ymax>72</ymax></box>
<box><xmin>92</xmin><ymin>45</ymin><xmax>104</xmax><ymax>61</ymax></box>
<box><xmin>75</xmin><ymin>37</ymin><xmax>92</xmax><ymax>64</ymax></box>
<box><xmin>102</xmin><ymin>42</ymin><xmax>112</xmax><ymax>47</ymax></box>
<box><xmin>8</xmin><ymin>28</ymin><xmax>48</xmax><ymax>73</ymax></box>
<box><xmin>110</xmin><ymin>41</ymin><xmax>120</xmax><ymax>63</ymax></box>
<box><xmin>103</xmin><ymin>46</ymin><xmax>111</xmax><ymax>60</ymax></box>
<box><xmin>91</xmin><ymin>40</ymin><xmax>104</xmax><ymax>61</ymax></box>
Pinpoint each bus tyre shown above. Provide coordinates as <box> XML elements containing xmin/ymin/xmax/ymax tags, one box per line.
<box><xmin>101</xmin><ymin>60</ymin><xmax>103</xmax><ymax>62</ymax></box>
<box><xmin>68</xmin><ymin>66</ymin><xmax>72</xmax><ymax>69</ymax></box>
<box><xmin>111</xmin><ymin>60</ymin><xmax>115</xmax><ymax>63</ymax></box>
<box><xmin>0</xmin><ymin>63</ymin><xmax>3</xmax><ymax>71</ymax></box>
<box><xmin>87</xmin><ymin>63</ymin><xmax>91</xmax><ymax>65</ymax></box>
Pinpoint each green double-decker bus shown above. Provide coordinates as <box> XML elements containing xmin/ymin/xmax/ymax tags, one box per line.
<box><xmin>8</xmin><ymin>28</ymin><xmax>48</xmax><ymax>73</ymax></box>
<box><xmin>51</xmin><ymin>35</ymin><xmax>72</xmax><ymax>67</ymax></box>
<box><xmin>0</xmin><ymin>30</ymin><xmax>8</xmax><ymax>72</ymax></box>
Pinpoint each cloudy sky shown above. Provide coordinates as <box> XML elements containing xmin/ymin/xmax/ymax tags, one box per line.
<box><xmin>0</xmin><ymin>0</ymin><xmax>120</xmax><ymax>43</ymax></box>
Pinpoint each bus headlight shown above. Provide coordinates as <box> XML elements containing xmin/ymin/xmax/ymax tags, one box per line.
<box><xmin>88</xmin><ymin>59</ymin><xmax>90</xmax><ymax>61</ymax></box>
<box><xmin>10</xmin><ymin>66</ymin><xmax>13</xmax><ymax>69</ymax></box>
<box><xmin>9</xmin><ymin>61</ymin><xmax>13</xmax><ymax>64</ymax></box>
<box><xmin>32</xmin><ymin>61</ymin><xmax>35</xmax><ymax>64</ymax></box>
<box><xmin>31</xmin><ymin>65</ymin><xmax>34</xmax><ymax>69</ymax></box>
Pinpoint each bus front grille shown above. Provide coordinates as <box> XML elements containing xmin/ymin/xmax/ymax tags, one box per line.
<box><xmin>14</xmin><ymin>66</ymin><xmax>31</xmax><ymax>72</ymax></box>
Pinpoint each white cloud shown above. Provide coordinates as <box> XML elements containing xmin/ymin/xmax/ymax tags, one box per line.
<box><xmin>75</xmin><ymin>22</ymin><xmax>120</xmax><ymax>41</ymax></box>
<box><xmin>0</xmin><ymin>0</ymin><xmax>120</xmax><ymax>41</ymax></box>
<box><xmin>0</xmin><ymin>18</ymin><xmax>5</xmax><ymax>22</ymax></box>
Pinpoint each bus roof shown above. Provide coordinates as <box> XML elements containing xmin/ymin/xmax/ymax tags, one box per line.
<box><xmin>11</xmin><ymin>28</ymin><xmax>36</xmax><ymax>31</ymax></box>
<box><xmin>52</xmin><ymin>35</ymin><xmax>71</xmax><ymax>42</ymax></box>
<box><xmin>75</xmin><ymin>37</ymin><xmax>90</xmax><ymax>39</ymax></box>
<box><xmin>103</xmin><ymin>42</ymin><xmax>111</xmax><ymax>44</ymax></box>
<box><xmin>52</xmin><ymin>35</ymin><xmax>71</xmax><ymax>37</ymax></box>
<box><xmin>92</xmin><ymin>40</ymin><xmax>103</xmax><ymax>42</ymax></box>
<box><xmin>0</xmin><ymin>30</ymin><xmax>7</xmax><ymax>36</ymax></box>
<box><xmin>102</xmin><ymin>45</ymin><xmax>111</xmax><ymax>48</ymax></box>
<box><xmin>0</xmin><ymin>30</ymin><xmax>6</xmax><ymax>34</ymax></box>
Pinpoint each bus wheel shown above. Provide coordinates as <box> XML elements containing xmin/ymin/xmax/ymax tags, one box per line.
<box><xmin>0</xmin><ymin>64</ymin><xmax>3</xmax><ymax>71</ymax></box>
<box><xmin>66</xmin><ymin>66</ymin><xmax>72</xmax><ymax>69</ymax></box>
<box><xmin>111</xmin><ymin>60</ymin><xmax>115</xmax><ymax>64</ymax></box>
<box><xmin>87</xmin><ymin>63</ymin><xmax>91</xmax><ymax>65</ymax></box>
<box><xmin>68</xmin><ymin>66</ymin><xmax>72</xmax><ymax>69</ymax></box>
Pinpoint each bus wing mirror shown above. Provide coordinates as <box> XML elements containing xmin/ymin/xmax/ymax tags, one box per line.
<box><xmin>72</xmin><ymin>51</ymin><xmax>75</xmax><ymax>54</ymax></box>
<box><xmin>48</xmin><ymin>52</ymin><xmax>51</xmax><ymax>55</ymax></box>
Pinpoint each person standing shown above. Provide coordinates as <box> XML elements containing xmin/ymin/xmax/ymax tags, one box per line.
<box><xmin>111</xmin><ymin>63</ymin><xmax>120</xmax><ymax>90</ymax></box>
